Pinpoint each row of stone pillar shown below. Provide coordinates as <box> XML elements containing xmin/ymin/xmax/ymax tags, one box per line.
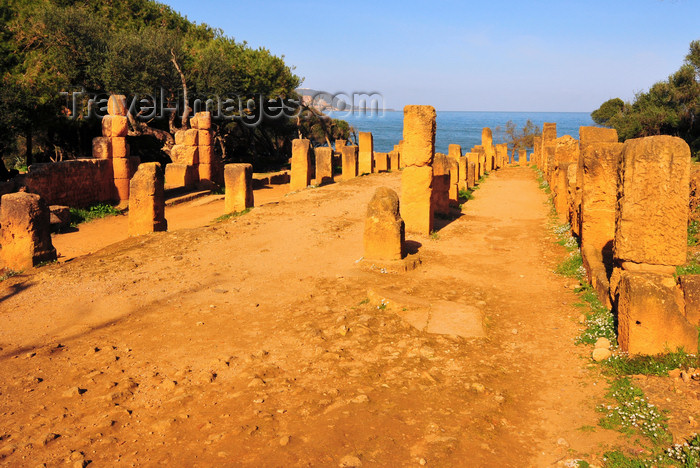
<box><xmin>530</xmin><ymin>123</ymin><xmax>698</xmax><ymax>355</ymax></box>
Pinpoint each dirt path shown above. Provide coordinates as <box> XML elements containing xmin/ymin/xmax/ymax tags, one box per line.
<box><xmin>0</xmin><ymin>167</ymin><xmax>622</xmax><ymax>466</ymax></box>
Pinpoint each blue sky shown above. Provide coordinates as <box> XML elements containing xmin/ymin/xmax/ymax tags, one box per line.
<box><xmin>161</xmin><ymin>0</ymin><xmax>700</xmax><ymax>112</ymax></box>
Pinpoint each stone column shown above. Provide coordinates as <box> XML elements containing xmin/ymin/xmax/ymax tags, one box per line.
<box><xmin>613</xmin><ymin>135</ymin><xmax>696</xmax><ymax>355</ymax></box>
<box><xmin>448</xmin><ymin>144</ymin><xmax>462</xmax><ymax>161</ymax></box>
<box><xmin>552</xmin><ymin>136</ymin><xmax>579</xmax><ymax>219</ymax></box>
<box><xmin>103</xmin><ymin>95</ymin><xmax>135</xmax><ymax>204</ymax></box>
<box><xmin>358</xmin><ymin>132</ymin><xmax>374</xmax><ymax>174</ymax></box>
<box><xmin>481</xmin><ymin>128</ymin><xmax>495</xmax><ymax>172</ymax></box>
<box><xmin>193</xmin><ymin>111</ymin><xmax>215</xmax><ymax>185</ymax></box>
<box><xmin>466</xmin><ymin>153</ymin><xmax>478</xmax><ymax>187</ymax></box>
<box><xmin>496</xmin><ymin>143</ymin><xmax>507</xmax><ymax>167</ymax></box>
<box><xmin>0</xmin><ymin>192</ymin><xmax>56</xmax><ymax>270</ymax></box>
<box><xmin>389</xmin><ymin>150</ymin><xmax>400</xmax><ymax>171</ymax></box>
<box><xmin>448</xmin><ymin>157</ymin><xmax>459</xmax><ymax>206</ymax></box>
<box><xmin>364</xmin><ymin>187</ymin><xmax>405</xmax><ymax>261</ymax></box>
<box><xmin>314</xmin><ymin>147</ymin><xmax>333</xmax><ymax>185</ymax></box>
<box><xmin>128</xmin><ymin>162</ymin><xmax>167</xmax><ymax>236</ymax></box>
<box><xmin>519</xmin><ymin>149</ymin><xmax>527</xmax><ymax>166</ymax></box>
<box><xmin>401</xmin><ymin>105</ymin><xmax>435</xmax><ymax>235</ymax></box>
<box><xmin>398</xmin><ymin>140</ymin><xmax>405</xmax><ymax>169</ymax></box>
<box><xmin>341</xmin><ymin>146</ymin><xmax>358</xmax><ymax>180</ymax></box>
<box><xmin>169</xmin><ymin>127</ymin><xmax>199</xmax><ymax>189</ymax></box>
<box><xmin>290</xmin><ymin>139</ymin><xmax>311</xmax><ymax>191</ymax></box>
<box><xmin>541</xmin><ymin>122</ymin><xmax>557</xmax><ymax>181</ymax></box>
<box><xmin>457</xmin><ymin>156</ymin><xmax>468</xmax><ymax>191</ymax></box>
<box><xmin>431</xmin><ymin>153</ymin><xmax>450</xmax><ymax>216</ymax></box>
<box><xmin>224</xmin><ymin>163</ymin><xmax>254</xmax><ymax>213</ymax></box>
<box><xmin>375</xmin><ymin>152</ymin><xmax>389</xmax><ymax>172</ymax></box>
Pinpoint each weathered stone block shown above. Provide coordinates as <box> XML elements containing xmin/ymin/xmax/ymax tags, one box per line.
<box><xmin>679</xmin><ymin>275</ymin><xmax>700</xmax><ymax>326</ymax></box>
<box><xmin>458</xmin><ymin>156</ymin><xmax>468</xmax><ymax>190</ymax></box>
<box><xmin>482</xmin><ymin>128</ymin><xmax>495</xmax><ymax>172</ymax></box>
<box><xmin>618</xmin><ymin>271</ymin><xmax>697</xmax><ymax>355</ymax></box>
<box><xmin>171</xmin><ymin>145</ymin><xmax>198</xmax><ymax>166</ymax></box>
<box><xmin>290</xmin><ymin>139</ymin><xmax>311</xmax><ymax>191</ymax></box>
<box><xmin>553</xmin><ymin>162</ymin><xmax>573</xmax><ymax>218</ymax></box>
<box><xmin>615</xmin><ymin>136</ymin><xmax>690</xmax><ymax>266</ymax></box>
<box><xmin>101</xmin><ymin>115</ymin><xmax>128</xmax><ymax>138</ymax></box>
<box><xmin>198</xmin><ymin>145</ymin><xmax>212</xmax><ymax>165</ymax></box>
<box><xmin>111</xmin><ymin>137</ymin><xmax>129</xmax><ymax>159</ymax></box>
<box><xmin>448</xmin><ymin>157</ymin><xmax>459</xmax><ymax>205</ymax></box>
<box><xmin>402</xmin><ymin>105</ymin><xmax>435</xmax><ymax>167</ymax></box>
<box><xmin>165</xmin><ymin>163</ymin><xmax>197</xmax><ymax>188</ymax></box>
<box><xmin>112</xmin><ymin>157</ymin><xmax>136</xmax><ymax>180</ymax></box>
<box><xmin>198</xmin><ymin>163</ymin><xmax>212</xmax><ymax>183</ymax></box>
<box><xmin>401</xmin><ymin>165</ymin><xmax>433</xmax><ymax>235</ymax></box>
<box><xmin>191</xmin><ymin>111</ymin><xmax>211</xmax><ymax>130</ymax></box>
<box><xmin>198</xmin><ymin>130</ymin><xmax>212</xmax><ymax>146</ymax></box>
<box><xmin>466</xmin><ymin>153</ymin><xmax>478</xmax><ymax>187</ymax></box>
<box><xmin>375</xmin><ymin>152</ymin><xmax>389</xmax><ymax>172</ymax></box>
<box><xmin>431</xmin><ymin>153</ymin><xmax>451</xmax><ymax>216</ymax></box>
<box><xmin>224</xmin><ymin>163</ymin><xmax>254</xmax><ymax>213</ymax></box>
<box><xmin>364</xmin><ymin>187</ymin><xmax>405</xmax><ymax>261</ymax></box>
<box><xmin>448</xmin><ymin>144</ymin><xmax>462</xmax><ymax>161</ymax></box>
<box><xmin>496</xmin><ymin>144</ymin><xmax>507</xmax><ymax>168</ymax></box>
<box><xmin>579</xmin><ymin>127</ymin><xmax>618</xmax><ymax>149</ymax></box>
<box><xmin>49</xmin><ymin>205</ymin><xmax>71</xmax><ymax>231</ymax></box>
<box><xmin>175</xmin><ymin>129</ymin><xmax>199</xmax><ymax>147</ymax></box>
<box><xmin>581</xmin><ymin>142</ymin><xmax>623</xmax><ymax>274</ymax></box>
<box><xmin>128</xmin><ymin>162</ymin><xmax>167</xmax><ymax>236</ymax></box>
<box><xmin>0</xmin><ymin>192</ymin><xmax>57</xmax><ymax>270</ymax></box>
<box><xmin>341</xmin><ymin>146</ymin><xmax>358</xmax><ymax>180</ymax></box>
<box><xmin>389</xmin><ymin>150</ymin><xmax>400</xmax><ymax>171</ymax></box>
<box><xmin>92</xmin><ymin>137</ymin><xmax>111</xmax><ymax>159</ymax></box>
<box><xmin>315</xmin><ymin>147</ymin><xmax>333</xmax><ymax>185</ymax></box>
<box><xmin>108</xmin><ymin>95</ymin><xmax>128</xmax><ymax>116</ymax></box>
<box><xmin>519</xmin><ymin>149</ymin><xmax>527</xmax><ymax>166</ymax></box>
<box><xmin>358</xmin><ymin>132</ymin><xmax>374</xmax><ymax>174</ymax></box>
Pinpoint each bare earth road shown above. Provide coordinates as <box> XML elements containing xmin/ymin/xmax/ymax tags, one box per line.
<box><xmin>0</xmin><ymin>167</ymin><xmax>623</xmax><ymax>467</ymax></box>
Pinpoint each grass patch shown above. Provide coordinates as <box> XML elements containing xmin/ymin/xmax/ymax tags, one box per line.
<box><xmin>477</xmin><ymin>172</ymin><xmax>490</xmax><ymax>184</ymax></box>
<box><xmin>575</xmin><ymin>284</ymin><xmax>617</xmax><ymax>346</ymax></box>
<box><xmin>213</xmin><ymin>207</ymin><xmax>252</xmax><ymax>223</ymax></box>
<box><xmin>555</xmin><ymin>249</ymin><xmax>584</xmax><ymax>279</ymax></box>
<box><xmin>689</xmin><ymin>220</ymin><xmax>700</xmax><ymax>247</ymax></box>
<box><xmin>602</xmin><ymin>350</ymin><xmax>700</xmax><ymax>377</ymax></box>
<box><xmin>0</xmin><ymin>269</ymin><xmax>21</xmax><ymax>282</ymax></box>
<box><xmin>598</xmin><ymin>377</ymin><xmax>671</xmax><ymax>444</ymax></box>
<box><xmin>70</xmin><ymin>203</ymin><xmax>122</xmax><ymax>226</ymax></box>
<box><xmin>430</xmin><ymin>230</ymin><xmax>440</xmax><ymax>240</ymax></box>
<box><xmin>535</xmin><ymin>168</ymin><xmax>551</xmax><ymax>194</ymax></box>
<box><xmin>676</xmin><ymin>254</ymin><xmax>700</xmax><ymax>276</ymax></box>
<box><xmin>458</xmin><ymin>187</ymin><xmax>475</xmax><ymax>201</ymax></box>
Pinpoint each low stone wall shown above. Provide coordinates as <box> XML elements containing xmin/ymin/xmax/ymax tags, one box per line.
<box><xmin>18</xmin><ymin>159</ymin><xmax>114</xmax><ymax>207</ymax></box>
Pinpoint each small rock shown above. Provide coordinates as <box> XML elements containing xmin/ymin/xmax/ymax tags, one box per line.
<box><xmin>279</xmin><ymin>435</ymin><xmax>290</xmax><ymax>446</ymax></box>
<box><xmin>339</xmin><ymin>455</ymin><xmax>362</xmax><ymax>467</ymax></box>
<box><xmin>419</xmin><ymin>458</ymin><xmax>427</xmax><ymax>466</ymax></box>
<box><xmin>557</xmin><ymin>437</ymin><xmax>569</xmax><ymax>447</ymax></box>
<box><xmin>594</xmin><ymin>337</ymin><xmax>611</xmax><ymax>350</ymax></box>
<box><xmin>248</xmin><ymin>378</ymin><xmax>266</xmax><ymax>388</ymax></box>
<box><xmin>471</xmin><ymin>383</ymin><xmax>485</xmax><ymax>393</ymax></box>
<box><xmin>578</xmin><ymin>314</ymin><xmax>585</xmax><ymax>324</ymax></box>
<box><xmin>338</xmin><ymin>325</ymin><xmax>349</xmax><ymax>336</ymax></box>
<box><xmin>476</xmin><ymin>301</ymin><xmax>487</xmax><ymax>307</ymax></box>
<box><xmin>351</xmin><ymin>394</ymin><xmax>369</xmax><ymax>404</ymax></box>
<box><xmin>592</xmin><ymin>348</ymin><xmax>611</xmax><ymax>362</ymax></box>
<box><xmin>511</xmin><ymin>329</ymin><xmax>518</xmax><ymax>335</ymax></box>
<box><xmin>681</xmin><ymin>371</ymin><xmax>691</xmax><ymax>383</ymax></box>
<box><xmin>668</xmin><ymin>368</ymin><xmax>682</xmax><ymax>379</ymax></box>
<box><xmin>196</xmin><ymin>321</ymin><xmax>205</xmax><ymax>326</ymax></box>
<box><xmin>62</xmin><ymin>387</ymin><xmax>85</xmax><ymax>398</ymax></box>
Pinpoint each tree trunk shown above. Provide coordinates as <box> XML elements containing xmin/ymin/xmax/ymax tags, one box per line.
<box><xmin>126</xmin><ymin>112</ymin><xmax>175</xmax><ymax>154</ymax></box>
<box><xmin>25</xmin><ymin>124</ymin><xmax>32</xmax><ymax>167</ymax></box>
<box><xmin>171</xmin><ymin>49</ymin><xmax>190</xmax><ymax>129</ymax></box>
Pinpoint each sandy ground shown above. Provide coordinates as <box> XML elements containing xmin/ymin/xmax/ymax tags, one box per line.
<box><xmin>1</xmin><ymin>167</ymin><xmax>632</xmax><ymax>466</ymax></box>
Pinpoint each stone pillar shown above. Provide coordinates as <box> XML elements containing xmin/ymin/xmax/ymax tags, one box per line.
<box><xmin>541</xmin><ymin>122</ymin><xmax>557</xmax><ymax>181</ymax></box>
<box><xmin>448</xmin><ymin>157</ymin><xmax>459</xmax><ymax>206</ymax></box>
<box><xmin>315</xmin><ymin>147</ymin><xmax>333</xmax><ymax>185</ymax></box>
<box><xmin>128</xmin><ymin>162</ymin><xmax>167</xmax><ymax>236</ymax></box>
<box><xmin>519</xmin><ymin>149</ymin><xmax>527</xmax><ymax>166</ymax></box>
<box><xmin>192</xmin><ymin>111</ymin><xmax>215</xmax><ymax>186</ymax></box>
<box><xmin>457</xmin><ymin>156</ymin><xmax>468</xmax><ymax>191</ymax></box>
<box><xmin>341</xmin><ymin>146</ymin><xmax>358</xmax><ymax>180</ymax></box>
<box><xmin>375</xmin><ymin>152</ymin><xmax>389</xmax><ymax>172</ymax></box>
<box><xmin>169</xmin><ymin>125</ymin><xmax>199</xmax><ymax>189</ymax></box>
<box><xmin>364</xmin><ymin>187</ymin><xmax>405</xmax><ymax>261</ymax></box>
<box><xmin>481</xmin><ymin>128</ymin><xmax>495</xmax><ymax>172</ymax></box>
<box><xmin>613</xmin><ymin>135</ymin><xmax>696</xmax><ymax>355</ymax></box>
<box><xmin>389</xmin><ymin>150</ymin><xmax>400</xmax><ymax>171</ymax></box>
<box><xmin>448</xmin><ymin>144</ymin><xmax>462</xmax><ymax>161</ymax></box>
<box><xmin>358</xmin><ymin>132</ymin><xmax>374</xmax><ymax>174</ymax></box>
<box><xmin>579</xmin><ymin>128</ymin><xmax>620</xmax><ymax>293</ymax></box>
<box><xmin>432</xmin><ymin>153</ymin><xmax>450</xmax><ymax>216</ymax></box>
<box><xmin>224</xmin><ymin>163</ymin><xmax>254</xmax><ymax>213</ymax></box>
<box><xmin>496</xmin><ymin>143</ymin><xmax>507</xmax><ymax>168</ymax></box>
<box><xmin>102</xmin><ymin>95</ymin><xmax>134</xmax><ymax>204</ymax></box>
<box><xmin>466</xmin><ymin>153</ymin><xmax>478</xmax><ymax>187</ymax></box>
<box><xmin>533</xmin><ymin>139</ymin><xmax>541</xmax><ymax>168</ymax></box>
<box><xmin>290</xmin><ymin>139</ymin><xmax>311</xmax><ymax>191</ymax></box>
<box><xmin>0</xmin><ymin>192</ymin><xmax>56</xmax><ymax>270</ymax></box>
<box><xmin>467</xmin><ymin>162</ymin><xmax>476</xmax><ymax>189</ymax></box>
<box><xmin>552</xmin><ymin>136</ymin><xmax>579</xmax><ymax>218</ymax></box>
<box><xmin>398</xmin><ymin>140</ymin><xmax>405</xmax><ymax>169</ymax></box>
<box><xmin>472</xmin><ymin>145</ymin><xmax>485</xmax><ymax>178</ymax></box>
<box><xmin>576</xmin><ymin>127</ymin><xmax>619</xmax><ymax>239</ymax></box>
<box><xmin>401</xmin><ymin>105</ymin><xmax>435</xmax><ymax>235</ymax></box>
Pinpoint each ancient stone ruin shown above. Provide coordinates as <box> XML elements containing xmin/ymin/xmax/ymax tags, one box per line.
<box><xmin>0</xmin><ymin>192</ymin><xmax>57</xmax><ymax>270</ymax></box>
<box><xmin>400</xmin><ymin>105</ymin><xmax>436</xmax><ymax>235</ymax></box>
<box><xmin>359</xmin><ymin>132</ymin><xmax>374</xmax><ymax>175</ymax></box>
<box><xmin>364</xmin><ymin>187</ymin><xmax>405</xmax><ymax>261</ymax></box>
<box><xmin>290</xmin><ymin>139</ymin><xmax>311</xmax><ymax>191</ymax></box>
<box><xmin>224</xmin><ymin>164</ymin><xmax>254</xmax><ymax>213</ymax></box>
<box><xmin>315</xmin><ymin>147</ymin><xmax>334</xmax><ymax>185</ymax></box>
<box><xmin>342</xmin><ymin>146</ymin><xmax>358</xmax><ymax>180</ymax></box>
<box><xmin>128</xmin><ymin>162</ymin><xmax>167</xmax><ymax>237</ymax></box>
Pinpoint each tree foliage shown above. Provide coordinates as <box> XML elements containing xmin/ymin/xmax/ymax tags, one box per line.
<box><xmin>495</xmin><ymin>119</ymin><xmax>541</xmax><ymax>156</ymax></box>
<box><xmin>0</xmin><ymin>0</ymin><xmax>348</xmax><ymax>170</ymax></box>
<box><xmin>591</xmin><ymin>40</ymin><xmax>700</xmax><ymax>157</ymax></box>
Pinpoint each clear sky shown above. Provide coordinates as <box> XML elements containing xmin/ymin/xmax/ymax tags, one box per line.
<box><xmin>160</xmin><ymin>0</ymin><xmax>700</xmax><ymax>112</ymax></box>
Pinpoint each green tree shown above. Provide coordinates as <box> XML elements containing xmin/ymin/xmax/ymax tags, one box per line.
<box><xmin>591</xmin><ymin>98</ymin><xmax>624</xmax><ymax>126</ymax></box>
